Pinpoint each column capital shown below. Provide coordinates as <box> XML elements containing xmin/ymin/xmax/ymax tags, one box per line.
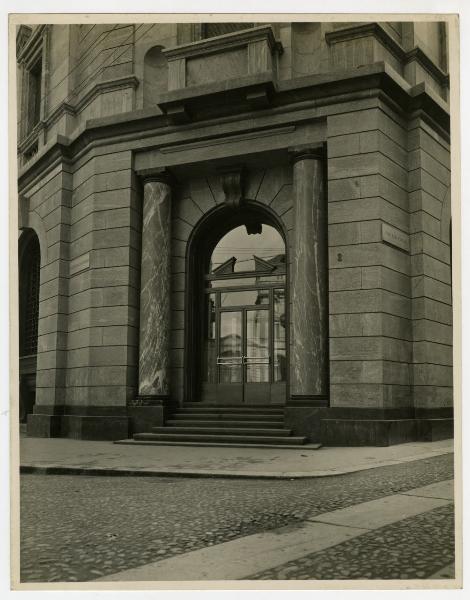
<box><xmin>138</xmin><ymin>167</ymin><xmax>174</xmax><ymax>187</ymax></box>
<box><xmin>288</xmin><ymin>144</ymin><xmax>324</xmax><ymax>164</ymax></box>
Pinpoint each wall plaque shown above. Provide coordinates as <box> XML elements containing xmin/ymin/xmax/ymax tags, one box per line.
<box><xmin>381</xmin><ymin>223</ymin><xmax>409</xmax><ymax>253</ymax></box>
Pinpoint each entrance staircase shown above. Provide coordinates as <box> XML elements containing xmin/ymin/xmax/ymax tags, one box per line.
<box><xmin>127</xmin><ymin>404</ymin><xmax>309</xmax><ymax>448</ymax></box>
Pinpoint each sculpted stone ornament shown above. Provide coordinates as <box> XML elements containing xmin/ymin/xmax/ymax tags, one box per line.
<box><xmin>219</xmin><ymin>167</ymin><xmax>245</xmax><ymax>210</ymax></box>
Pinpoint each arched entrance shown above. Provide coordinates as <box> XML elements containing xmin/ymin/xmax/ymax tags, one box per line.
<box><xmin>18</xmin><ymin>229</ymin><xmax>41</xmax><ymax>422</ymax></box>
<box><xmin>186</xmin><ymin>205</ymin><xmax>288</xmax><ymax>405</ymax></box>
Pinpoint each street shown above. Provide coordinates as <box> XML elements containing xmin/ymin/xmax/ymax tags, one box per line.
<box><xmin>20</xmin><ymin>453</ymin><xmax>454</xmax><ymax>582</ymax></box>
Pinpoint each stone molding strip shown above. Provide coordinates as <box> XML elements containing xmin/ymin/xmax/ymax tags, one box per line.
<box><xmin>40</xmin><ymin>75</ymin><xmax>140</xmax><ymax>134</ymax></box>
<box><xmin>18</xmin><ymin>62</ymin><xmax>450</xmax><ymax>191</ymax></box>
<box><xmin>16</xmin><ymin>24</ymin><xmax>46</xmax><ymax>65</ymax></box>
<box><xmin>163</xmin><ymin>25</ymin><xmax>283</xmax><ymax>60</ymax></box>
<box><xmin>325</xmin><ymin>22</ymin><xmax>449</xmax><ymax>88</ymax></box>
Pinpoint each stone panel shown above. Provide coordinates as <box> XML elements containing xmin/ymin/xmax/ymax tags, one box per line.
<box><xmin>413</xmin><ymin>340</ymin><xmax>452</xmax><ymax>366</ymax></box>
<box><xmin>189</xmin><ymin>178</ymin><xmax>217</xmax><ymax>214</ymax></box>
<box><xmin>174</xmin><ymin>196</ymin><xmax>203</xmax><ymax>226</ymax></box>
<box><xmin>331</xmin><ymin>336</ymin><xmax>411</xmax><ymax>363</ymax></box>
<box><xmin>328</xmin><ymin>198</ymin><xmax>408</xmax><ymax>230</ymax></box>
<box><xmin>413</xmin><ymin>386</ymin><xmax>453</xmax><ymax>409</ymax></box>
<box><xmin>66</xmin><ymin>346</ymin><xmax>134</xmax><ymax>368</ymax></box>
<box><xmin>244</xmin><ymin>169</ymin><xmax>265</xmax><ymax>200</ymax></box>
<box><xmin>66</xmin><ymin>385</ymin><xmax>133</xmax><ymax>406</ymax></box>
<box><xmin>256</xmin><ymin>164</ymin><xmax>292</xmax><ymax>204</ymax></box>
<box><xmin>329</xmin><ymin>312</ymin><xmax>412</xmax><ymax>340</ymax></box>
<box><xmin>413</xmin><ymin>363</ymin><xmax>453</xmax><ymax>387</ymax></box>
<box><xmin>413</xmin><ymin>297</ymin><xmax>452</xmax><ymax>324</ymax></box>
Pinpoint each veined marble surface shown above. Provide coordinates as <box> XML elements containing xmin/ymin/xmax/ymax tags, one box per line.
<box><xmin>291</xmin><ymin>157</ymin><xmax>328</xmax><ymax>397</ymax></box>
<box><xmin>139</xmin><ymin>180</ymin><xmax>172</xmax><ymax>396</ymax></box>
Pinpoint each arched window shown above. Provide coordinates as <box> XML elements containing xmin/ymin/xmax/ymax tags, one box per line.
<box><xmin>143</xmin><ymin>45</ymin><xmax>168</xmax><ymax>107</ymax></box>
<box><xmin>18</xmin><ymin>229</ymin><xmax>41</xmax><ymax>422</ymax></box>
<box><xmin>19</xmin><ymin>231</ymin><xmax>41</xmax><ymax>357</ymax></box>
<box><xmin>198</xmin><ymin>220</ymin><xmax>287</xmax><ymax>404</ymax></box>
<box><xmin>209</xmin><ymin>223</ymin><xmax>285</xmax><ymax>274</ymax></box>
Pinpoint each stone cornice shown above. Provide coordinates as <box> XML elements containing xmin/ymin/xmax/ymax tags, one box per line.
<box><xmin>326</xmin><ymin>23</ymin><xmax>405</xmax><ymax>61</ymax></box>
<box><xmin>45</xmin><ymin>75</ymin><xmax>140</xmax><ymax>129</ymax></box>
<box><xmin>18</xmin><ymin>122</ymin><xmax>43</xmax><ymax>154</ymax></box>
<box><xmin>156</xmin><ymin>72</ymin><xmax>277</xmax><ymax>122</ymax></box>
<box><xmin>18</xmin><ymin>62</ymin><xmax>450</xmax><ymax>191</ymax></box>
<box><xmin>16</xmin><ymin>24</ymin><xmax>46</xmax><ymax>65</ymax></box>
<box><xmin>16</xmin><ymin>25</ymin><xmax>32</xmax><ymax>56</ymax></box>
<box><xmin>75</xmin><ymin>75</ymin><xmax>140</xmax><ymax>114</ymax></box>
<box><xmin>18</xmin><ymin>135</ymin><xmax>72</xmax><ymax>195</ymax></box>
<box><xmin>325</xmin><ymin>22</ymin><xmax>449</xmax><ymax>88</ymax></box>
<box><xmin>163</xmin><ymin>25</ymin><xmax>283</xmax><ymax>60</ymax></box>
<box><xmin>405</xmin><ymin>46</ymin><xmax>449</xmax><ymax>88</ymax></box>
<box><xmin>18</xmin><ymin>75</ymin><xmax>140</xmax><ymax>148</ymax></box>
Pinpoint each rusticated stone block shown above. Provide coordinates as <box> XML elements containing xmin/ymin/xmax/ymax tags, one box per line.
<box><xmin>320</xmin><ymin>418</ymin><xmax>418</xmax><ymax>446</ymax></box>
<box><xmin>27</xmin><ymin>414</ymin><xmax>62</xmax><ymax>438</ymax></box>
<box><xmin>60</xmin><ymin>415</ymin><xmax>129</xmax><ymax>440</ymax></box>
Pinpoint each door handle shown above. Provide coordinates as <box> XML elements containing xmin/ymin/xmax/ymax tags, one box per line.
<box><xmin>217</xmin><ymin>357</ymin><xmax>243</xmax><ymax>365</ymax></box>
<box><xmin>243</xmin><ymin>356</ymin><xmax>271</xmax><ymax>364</ymax></box>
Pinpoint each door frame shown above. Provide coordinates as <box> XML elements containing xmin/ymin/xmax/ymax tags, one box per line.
<box><xmin>214</xmin><ymin>303</ymin><xmax>272</xmax><ymax>404</ymax></box>
<box><xmin>184</xmin><ymin>201</ymin><xmax>290</xmax><ymax>405</ymax></box>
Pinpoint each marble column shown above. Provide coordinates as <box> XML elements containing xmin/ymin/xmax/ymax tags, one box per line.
<box><xmin>139</xmin><ymin>175</ymin><xmax>172</xmax><ymax>398</ymax></box>
<box><xmin>290</xmin><ymin>148</ymin><xmax>328</xmax><ymax>401</ymax></box>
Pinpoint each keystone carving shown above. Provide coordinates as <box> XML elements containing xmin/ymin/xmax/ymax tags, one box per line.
<box><xmin>219</xmin><ymin>168</ymin><xmax>245</xmax><ymax>210</ymax></box>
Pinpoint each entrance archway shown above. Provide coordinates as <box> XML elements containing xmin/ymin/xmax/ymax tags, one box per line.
<box><xmin>18</xmin><ymin>229</ymin><xmax>41</xmax><ymax>422</ymax></box>
<box><xmin>186</xmin><ymin>204</ymin><xmax>288</xmax><ymax>405</ymax></box>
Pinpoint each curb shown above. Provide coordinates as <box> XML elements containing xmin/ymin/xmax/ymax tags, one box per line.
<box><xmin>20</xmin><ymin>450</ymin><xmax>454</xmax><ymax>480</ymax></box>
<box><xmin>19</xmin><ymin>465</ymin><xmax>328</xmax><ymax>479</ymax></box>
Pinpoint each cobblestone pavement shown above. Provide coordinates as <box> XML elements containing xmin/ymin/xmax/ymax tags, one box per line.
<box><xmin>251</xmin><ymin>504</ymin><xmax>454</xmax><ymax>580</ymax></box>
<box><xmin>20</xmin><ymin>453</ymin><xmax>453</xmax><ymax>582</ymax></box>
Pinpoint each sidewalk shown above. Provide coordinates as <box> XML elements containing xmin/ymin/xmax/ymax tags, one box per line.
<box><xmin>19</xmin><ymin>436</ymin><xmax>454</xmax><ymax>479</ymax></box>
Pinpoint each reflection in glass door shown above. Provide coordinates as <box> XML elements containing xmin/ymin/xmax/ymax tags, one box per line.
<box><xmin>202</xmin><ymin>285</ymin><xmax>287</xmax><ymax>404</ymax></box>
<box><xmin>218</xmin><ymin>311</ymin><xmax>243</xmax><ymax>383</ymax></box>
<box><xmin>246</xmin><ymin>309</ymin><xmax>269</xmax><ymax>383</ymax></box>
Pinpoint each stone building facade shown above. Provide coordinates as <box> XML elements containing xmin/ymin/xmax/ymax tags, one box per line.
<box><xmin>17</xmin><ymin>21</ymin><xmax>453</xmax><ymax>445</ymax></box>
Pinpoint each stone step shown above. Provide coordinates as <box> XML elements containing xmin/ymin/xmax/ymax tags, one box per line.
<box><xmin>152</xmin><ymin>426</ymin><xmax>292</xmax><ymax>436</ymax></box>
<box><xmin>175</xmin><ymin>406</ymin><xmax>284</xmax><ymax>415</ymax></box>
<box><xmin>182</xmin><ymin>403</ymin><xmax>284</xmax><ymax>410</ymax></box>
<box><xmin>134</xmin><ymin>433</ymin><xmax>307</xmax><ymax>445</ymax></box>
<box><xmin>117</xmin><ymin>439</ymin><xmax>321</xmax><ymax>450</ymax></box>
<box><xmin>170</xmin><ymin>413</ymin><xmax>284</xmax><ymax>422</ymax></box>
<box><xmin>165</xmin><ymin>419</ymin><xmax>285</xmax><ymax>428</ymax></box>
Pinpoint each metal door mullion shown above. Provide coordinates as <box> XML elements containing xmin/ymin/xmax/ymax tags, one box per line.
<box><xmin>270</xmin><ymin>288</ymin><xmax>274</xmax><ymax>384</ymax></box>
<box><xmin>218</xmin><ymin>305</ymin><xmax>270</xmax><ymax>311</ymax></box>
<box><xmin>216</xmin><ymin>295</ymin><xmax>220</xmax><ymax>384</ymax></box>
<box><xmin>242</xmin><ymin>308</ymin><xmax>247</xmax><ymax>403</ymax></box>
<box><xmin>205</xmin><ymin>284</ymin><xmax>284</xmax><ymax>293</ymax></box>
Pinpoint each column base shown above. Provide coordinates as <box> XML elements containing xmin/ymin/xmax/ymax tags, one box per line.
<box><xmin>128</xmin><ymin>395</ymin><xmax>178</xmax><ymax>434</ymax></box>
<box><xmin>284</xmin><ymin>406</ymin><xmax>329</xmax><ymax>441</ymax></box>
<box><xmin>288</xmin><ymin>395</ymin><xmax>329</xmax><ymax>407</ymax></box>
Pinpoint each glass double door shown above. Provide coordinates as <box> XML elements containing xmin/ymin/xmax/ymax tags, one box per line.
<box><xmin>202</xmin><ymin>286</ymin><xmax>287</xmax><ymax>404</ymax></box>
